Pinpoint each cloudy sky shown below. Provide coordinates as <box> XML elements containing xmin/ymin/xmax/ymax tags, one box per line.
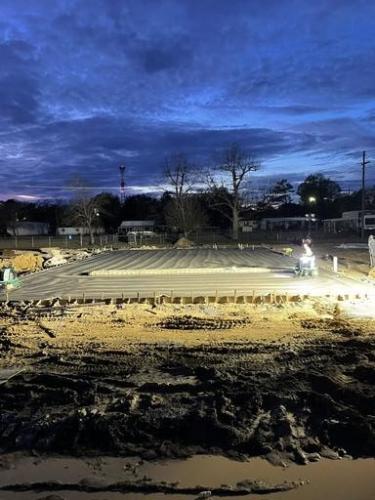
<box><xmin>0</xmin><ymin>0</ymin><xmax>375</xmax><ymax>200</ymax></box>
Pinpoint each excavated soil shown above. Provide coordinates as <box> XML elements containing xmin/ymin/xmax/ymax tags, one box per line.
<box><xmin>0</xmin><ymin>301</ymin><xmax>374</xmax><ymax>469</ymax></box>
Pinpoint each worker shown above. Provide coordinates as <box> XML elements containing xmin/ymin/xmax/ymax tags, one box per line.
<box><xmin>295</xmin><ymin>237</ymin><xmax>316</xmax><ymax>276</ymax></box>
<box><xmin>302</xmin><ymin>237</ymin><xmax>313</xmax><ymax>257</ymax></box>
<box><xmin>369</xmin><ymin>234</ymin><xmax>375</xmax><ymax>268</ymax></box>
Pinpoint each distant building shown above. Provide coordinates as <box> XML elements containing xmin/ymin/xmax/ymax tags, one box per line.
<box><xmin>7</xmin><ymin>221</ymin><xmax>49</xmax><ymax>236</ymax></box>
<box><xmin>239</xmin><ymin>220</ymin><xmax>258</xmax><ymax>232</ymax></box>
<box><xmin>57</xmin><ymin>226</ymin><xmax>105</xmax><ymax>236</ymax></box>
<box><xmin>118</xmin><ymin>220</ymin><xmax>155</xmax><ymax>234</ymax></box>
<box><xmin>260</xmin><ymin>216</ymin><xmax>315</xmax><ymax>231</ymax></box>
<box><xmin>118</xmin><ymin>220</ymin><xmax>157</xmax><ymax>243</ymax></box>
<box><xmin>324</xmin><ymin>210</ymin><xmax>375</xmax><ymax>233</ymax></box>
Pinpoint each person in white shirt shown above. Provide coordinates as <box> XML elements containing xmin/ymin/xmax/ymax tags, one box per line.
<box><xmin>295</xmin><ymin>237</ymin><xmax>316</xmax><ymax>275</ymax></box>
<box><xmin>302</xmin><ymin>238</ymin><xmax>313</xmax><ymax>257</ymax></box>
<box><xmin>369</xmin><ymin>234</ymin><xmax>375</xmax><ymax>268</ymax></box>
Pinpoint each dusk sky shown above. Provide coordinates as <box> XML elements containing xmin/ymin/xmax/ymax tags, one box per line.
<box><xmin>1</xmin><ymin>0</ymin><xmax>375</xmax><ymax>200</ymax></box>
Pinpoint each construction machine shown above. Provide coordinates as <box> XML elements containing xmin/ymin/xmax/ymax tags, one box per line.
<box><xmin>0</xmin><ymin>267</ymin><xmax>22</xmax><ymax>290</ymax></box>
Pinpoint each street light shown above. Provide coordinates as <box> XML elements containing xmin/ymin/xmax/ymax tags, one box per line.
<box><xmin>306</xmin><ymin>197</ymin><xmax>317</xmax><ymax>234</ymax></box>
<box><xmin>305</xmin><ymin>213</ymin><xmax>316</xmax><ymax>234</ymax></box>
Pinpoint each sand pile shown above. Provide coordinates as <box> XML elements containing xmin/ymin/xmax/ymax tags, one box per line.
<box><xmin>0</xmin><ymin>253</ymin><xmax>44</xmax><ymax>273</ymax></box>
<box><xmin>174</xmin><ymin>237</ymin><xmax>194</xmax><ymax>248</ymax></box>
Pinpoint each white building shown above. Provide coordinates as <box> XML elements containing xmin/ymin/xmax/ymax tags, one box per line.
<box><xmin>118</xmin><ymin>220</ymin><xmax>155</xmax><ymax>234</ymax></box>
<box><xmin>56</xmin><ymin>226</ymin><xmax>105</xmax><ymax>236</ymax></box>
<box><xmin>239</xmin><ymin>220</ymin><xmax>258</xmax><ymax>232</ymax></box>
<box><xmin>260</xmin><ymin>216</ymin><xmax>315</xmax><ymax>231</ymax></box>
<box><xmin>7</xmin><ymin>221</ymin><xmax>49</xmax><ymax>236</ymax></box>
<box><xmin>324</xmin><ymin>211</ymin><xmax>375</xmax><ymax>233</ymax></box>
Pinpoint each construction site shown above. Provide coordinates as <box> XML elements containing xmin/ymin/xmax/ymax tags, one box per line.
<box><xmin>2</xmin><ymin>0</ymin><xmax>375</xmax><ymax>497</ymax></box>
<box><xmin>0</xmin><ymin>238</ymin><xmax>374</xmax><ymax>500</ymax></box>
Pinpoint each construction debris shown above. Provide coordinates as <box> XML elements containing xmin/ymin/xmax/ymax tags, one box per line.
<box><xmin>42</xmin><ymin>248</ymin><xmax>93</xmax><ymax>268</ymax></box>
<box><xmin>0</xmin><ymin>247</ymin><xmax>107</xmax><ymax>273</ymax></box>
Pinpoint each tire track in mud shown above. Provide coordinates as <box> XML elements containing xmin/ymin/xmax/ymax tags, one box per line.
<box><xmin>0</xmin><ymin>477</ymin><xmax>304</xmax><ymax>496</ymax></box>
<box><xmin>0</xmin><ymin>327</ymin><xmax>374</xmax><ymax>466</ymax></box>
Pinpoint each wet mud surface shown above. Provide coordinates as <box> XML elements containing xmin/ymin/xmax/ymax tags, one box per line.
<box><xmin>1</xmin><ymin>303</ymin><xmax>374</xmax><ymax>472</ymax></box>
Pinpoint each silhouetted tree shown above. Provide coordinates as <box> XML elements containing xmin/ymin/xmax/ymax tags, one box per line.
<box><xmin>196</xmin><ymin>189</ymin><xmax>231</xmax><ymax>229</ymax></box>
<box><xmin>94</xmin><ymin>192</ymin><xmax>121</xmax><ymax>233</ymax></box>
<box><xmin>27</xmin><ymin>201</ymin><xmax>65</xmax><ymax>233</ymax></box>
<box><xmin>164</xmin><ymin>194</ymin><xmax>207</xmax><ymax>236</ymax></box>
<box><xmin>297</xmin><ymin>174</ymin><xmax>341</xmax><ymax>205</ymax></box>
<box><xmin>121</xmin><ymin>194</ymin><xmax>160</xmax><ymax>222</ymax></box>
<box><xmin>270</xmin><ymin>179</ymin><xmax>294</xmax><ymax>204</ymax></box>
<box><xmin>0</xmin><ymin>200</ymin><xmax>22</xmax><ymax>235</ymax></box>
<box><xmin>164</xmin><ymin>154</ymin><xmax>206</xmax><ymax>237</ymax></box>
<box><xmin>207</xmin><ymin>144</ymin><xmax>258</xmax><ymax>240</ymax></box>
<box><xmin>69</xmin><ymin>176</ymin><xmax>101</xmax><ymax>244</ymax></box>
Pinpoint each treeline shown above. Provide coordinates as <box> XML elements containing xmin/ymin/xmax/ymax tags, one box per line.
<box><xmin>1</xmin><ymin>145</ymin><xmax>374</xmax><ymax>241</ymax></box>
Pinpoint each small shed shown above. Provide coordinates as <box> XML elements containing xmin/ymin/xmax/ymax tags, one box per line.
<box><xmin>118</xmin><ymin>220</ymin><xmax>155</xmax><ymax>233</ymax></box>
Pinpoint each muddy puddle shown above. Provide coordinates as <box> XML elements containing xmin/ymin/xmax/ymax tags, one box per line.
<box><xmin>0</xmin><ymin>454</ymin><xmax>374</xmax><ymax>499</ymax></box>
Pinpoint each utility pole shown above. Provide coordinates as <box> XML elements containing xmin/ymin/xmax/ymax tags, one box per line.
<box><xmin>361</xmin><ymin>151</ymin><xmax>370</xmax><ymax>240</ymax></box>
<box><xmin>119</xmin><ymin>165</ymin><xmax>126</xmax><ymax>205</ymax></box>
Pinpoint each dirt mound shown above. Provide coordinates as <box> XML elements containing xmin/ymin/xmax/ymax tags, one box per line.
<box><xmin>174</xmin><ymin>237</ymin><xmax>194</xmax><ymax>248</ymax></box>
<box><xmin>157</xmin><ymin>315</ymin><xmax>250</xmax><ymax>330</ymax></box>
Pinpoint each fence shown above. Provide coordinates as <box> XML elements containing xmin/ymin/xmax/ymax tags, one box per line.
<box><xmin>189</xmin><ymin>229</ymin><xmax>363</xmax><ymax>245</ymax></box>
<box><xmin>0</xmin><ymin>229</ymin><xmax>363</xmax><ymax>251</ymax></box>
<box><xmin>0</xmin><ymin>234</ymin><xmax>119</xmax><ymax>250</ymax></box>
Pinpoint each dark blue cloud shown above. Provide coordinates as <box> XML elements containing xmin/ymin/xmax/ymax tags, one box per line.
<box><xmin>0</xmin><ymin>0</ymin><xmax>374</xmax><ymax>199</ymax></box>
<box><xmin>0</xmin><ymin>41</ymin><xmax>40</xmax><ymax>124</ymax></box>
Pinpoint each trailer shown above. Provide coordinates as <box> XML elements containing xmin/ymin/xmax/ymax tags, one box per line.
<box><xmin>324</xmin><ymin>210</ymin><xmax>375</xmax><ymax>233</ymax></box>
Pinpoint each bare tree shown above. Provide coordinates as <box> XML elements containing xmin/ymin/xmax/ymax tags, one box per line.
<box><xmin>69</xmin><ymin>176</ymin><xmax>101</xmax><ymax>245</ymax></box>
<box><xmin>164</xmin><ymin>154</ymin><xmax>206</xmax><ymax>237</ymax></box>
<box><xmin>164</xmin><ymin>195</ymin><xmax>207</xmax><ymax>236</ymax></box>
<box><xmin>207</xmin><ymin>144</ymin><xmax>258</xmax><ymax>240</ymax></box>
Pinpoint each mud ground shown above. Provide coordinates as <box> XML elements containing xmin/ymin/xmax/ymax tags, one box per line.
<box><xmin>0</xmin><ymin>299</ymin><xmax>374</xmax><ymax>473</ymax></box>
